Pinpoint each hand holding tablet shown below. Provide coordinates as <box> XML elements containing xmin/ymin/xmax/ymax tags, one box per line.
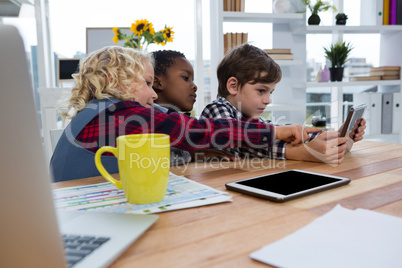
<box><xmin>340</xmin><ymin>104</ymin><xmax>367</xmax><ymax>139</ymax></box>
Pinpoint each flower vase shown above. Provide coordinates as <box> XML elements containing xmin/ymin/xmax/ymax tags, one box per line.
<box><xmin>320</xmin><ymin>65</ymin><xmax>330</xmax><ymax>82</ymax></box>
<box><xmin>273</xmin><ymin>0</ymin><xmax>291</xmax><ymax>13</ymax></box>
<box><xmin>316</xmin><ymin>66</ymin><xmax>322</xmax><ymax>82</ymax></box>
<box><xmin>308</xmin><ymin>14</ymin><xmax>321</xmax><ymax>25</ymax></box>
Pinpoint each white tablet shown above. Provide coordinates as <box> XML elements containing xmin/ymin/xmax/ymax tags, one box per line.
<box><xmin>225</xmin><ymin>169</ymin><xmax>351</xmax><ymax>202</ymax></box>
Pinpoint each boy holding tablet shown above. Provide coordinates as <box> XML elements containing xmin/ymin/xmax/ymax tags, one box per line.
<box><xmin>201</xmin><ymin>44</ymin><xmax>366</xmax><ymax>164</ymax></box>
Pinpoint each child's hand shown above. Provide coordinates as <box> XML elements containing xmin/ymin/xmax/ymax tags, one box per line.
<box><xmin>274</xmin><ymin>125</ymin><xmax>323</xmax><ymax>145</ymax></box>
<box><xmin>349</xmin><ymin>118</ymin><xmax>366</xmax><ymax>142</ymax></box>
<box><xmin>285</xmin><ymin>131</ymin><xmax>348</xmax><ymax>164</ymax></box>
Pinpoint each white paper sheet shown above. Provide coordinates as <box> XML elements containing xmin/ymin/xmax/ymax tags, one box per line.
<box><xmin>250</xmin><ymin>205</ymin><xmax>402</xmax><ymax>268</ymax></box>
<box><xmin>53</xmin><ymin>173</ymin><xmax>230</xmax><ymax>214</ymax></box>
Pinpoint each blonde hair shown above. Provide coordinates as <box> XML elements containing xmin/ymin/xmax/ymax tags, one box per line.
<box><xmin>62</xmin><ymin>46</ymin><xmax>153</xmax><ymax>119</ymax></box>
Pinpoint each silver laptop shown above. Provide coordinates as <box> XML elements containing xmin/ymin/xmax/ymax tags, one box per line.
<box><xmin>0</xmin><ymin>25</ymin><xmax>158</xmax><ymax>268</ymax></box>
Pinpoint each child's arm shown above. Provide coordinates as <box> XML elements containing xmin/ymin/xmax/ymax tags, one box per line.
<box><xmin>120</xmin><ymin>103</ymin><xmax>275</xmax><ymax>151</ymax></box>
<box><xmin>200</xmin><ymin>101</ymin><xmax>321</xmax><ymax>159</ymax></box>
<box><xmin>274</xmin><ymin>125</ymin><xmax>323</xmax><ymax>145</ymax></box>
<box><xmin>200</xmin><ymin>102</ymin><xmax>255</xmax><ymax>158</ymax></box>
<box><xmin>190</xmin><ymin>149</ymin><xmax>239</xmax><ymax>162</ymax></box>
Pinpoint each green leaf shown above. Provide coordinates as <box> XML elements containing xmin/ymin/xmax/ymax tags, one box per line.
<box><xmin>323</xmin><ymin>41</ymin><xmax>353</xmax><ymax>68</ymax></box>
<box><xmin>154</xmin><ymin>35</ymin><xmax>164</xmax><ymax>43</ymax></box>
<box><xmin>142</xmin><ymin>30</ymin><xmax>153</xmax><ymax>39</ymax></box>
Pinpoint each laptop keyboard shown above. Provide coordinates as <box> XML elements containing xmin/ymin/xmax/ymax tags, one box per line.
<box><xmin>62</xmin><ymin>234</ymin><xmax>110</xmax><ymax>267</ymax></box>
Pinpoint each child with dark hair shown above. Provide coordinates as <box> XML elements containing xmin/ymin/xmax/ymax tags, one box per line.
<box><xmin>151</xmin><ymin>50</ymin><xmax>236</xmax><ymax>163</ymax></box>
<box><xmin>152</xmin><ymin>50</ymin><xmax>197</xmax><ymax>113</ymax></box>
<box><xmin>201</xmin><ymin>43</ymin><xmax>366</xmax><ymax>164</ymax></box>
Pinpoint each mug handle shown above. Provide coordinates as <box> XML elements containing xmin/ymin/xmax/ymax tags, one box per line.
<box><xmin>95</xmin><ymin>146</ymin><xmax>122</xmax><ymax>189</ymax></box>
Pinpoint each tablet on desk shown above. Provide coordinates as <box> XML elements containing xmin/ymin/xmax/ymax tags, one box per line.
<box><xmin>225</xmin><ymin>169</ymin><xmax>351</xmax><ymax>202</ymax></box>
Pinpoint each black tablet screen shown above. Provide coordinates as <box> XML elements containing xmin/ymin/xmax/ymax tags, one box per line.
<box><xmin>237</xmin><ymin>170</ymin><xmax>341</xmax><ymax>195</ymax></box>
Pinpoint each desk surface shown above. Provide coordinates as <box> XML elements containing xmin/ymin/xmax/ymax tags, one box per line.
<box><xmin>53</xmin><ymin>141</ymin><xmax>402</xmax><ymax>268</ymax></box>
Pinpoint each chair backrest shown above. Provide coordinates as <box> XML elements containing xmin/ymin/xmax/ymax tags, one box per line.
<box><xmin>38</xmin><ymin>87</ymin><xmax>72</xmax><ymax>163</ymax></box>
<box><xmin>50</xmin><ymin>128</ymin><xmax>64</xmax><ymax>151</ymax></box>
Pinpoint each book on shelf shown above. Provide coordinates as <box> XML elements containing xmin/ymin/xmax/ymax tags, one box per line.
<box><xmin>349</xmin><ymin>76</ymin><xmax>381</xmax><ymax>81</ymax></box>
<box><xmin>381</xmin><ymin>75</ymin><xmax>400</xmax><ymax>80</ymax></box>
<box><xmin>263</xmin><ymin>49</ymin><xmax>292</xmax><ymax>54</ymax></box>
<box><xmin>267</xmin><ymin>54</ymin><xmax>294</xmax><ymax>60</ymax></box>
<box><xmin>223</xmin><ymin>0</ymin><xmax>245</xmax><ymax>12</ymax></box>
<box><xmin>224</xmin><ymin>32</ymin><xmax>248</xmax><ymax>54</ymax></box>
<box><xmin>370</xmin><ymin>66</ymin><xmax>401</xmax><ymax>72</ymax></box>
<box><xmin>369</xmin><ymin>70</ymin><xmax>400</xmax><ymax>76</ymax></box>
<box><xmin>264</xmin><ymin>48</ymin><xmax>293</xmax><ymax>60</ymax></box>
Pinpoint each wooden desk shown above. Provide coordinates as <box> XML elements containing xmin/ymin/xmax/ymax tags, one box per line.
<box><xmin>53</xmin><ymin>141</ymin><xmax>402</xmax><ymax>267</ymax></box>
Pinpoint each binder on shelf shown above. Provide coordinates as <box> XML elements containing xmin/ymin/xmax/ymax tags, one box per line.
<box><xmin>378</xmin><ymin>0</ymin><xmax>385</xmax><ymax>25</ymax></box>
<box><xmin>390</xmin><ymin>0</ymin><xmax>397</xmax><ymax>24</ymax></box>
<box><xmin>354</xmin><ymin>92</ymin><xmax>382</xmax><ymax>136</ymax></box>
<box><xmin>361</xmin><ymin>0</ymin><xmax>383</xmax><ymax>26</ymax></box>
<box><xmin>384</xmin><ymin>0</ymin><xmax>390</xmax><ymax>25</ymax></box>
<box><xmin>393</xmin><ymin>93</ymin><xmax>401</xmax><ymax>133</ymax></box>
<box><xmin>382</xmin><ymin>93</ymin><xmax>393</xmax><ymax>134</ymax></box>
<box><xmin>397</xmin><ymin>0</ymin><xmax>402</xmax><ymax>25</ymax></box>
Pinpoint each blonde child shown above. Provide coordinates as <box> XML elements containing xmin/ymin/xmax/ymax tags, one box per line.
<box><xmin>51</xmin><ymin>46</ymin><xmax>311</xmax><ymax>181</ymax></box>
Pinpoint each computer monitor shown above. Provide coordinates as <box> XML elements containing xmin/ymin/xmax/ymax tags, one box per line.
<box><xmin>57</xmin><ymin>58</ymin><xmax>81</xmax><ymax>86</ymax></box>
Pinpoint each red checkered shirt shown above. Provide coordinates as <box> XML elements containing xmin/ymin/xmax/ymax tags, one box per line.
<box><xmin>75</xmin><ymin>101</ymin><xmax>275</xmax><ymax>153</ymax></box>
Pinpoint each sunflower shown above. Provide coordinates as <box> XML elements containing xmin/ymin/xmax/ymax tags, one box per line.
<box><xmin>155</xmin><ymin>39</ymin><xmax>166</xmax><ymax>46</ymax></box>
<box><xmin>163</xmin><ymin>27</ymin><xmax>174</xmax><ymax>42</ymax></box>
<box><xmin>113</xmin><ymin>19</ymin><xmax>174</xmax><ymax>50</ymax></box>
<box><xmin>147</xmin><ymin>22</ymin><xmax>155</xmax><ymax>36</ymax></box>
<box><xmin>112</xmin><ymin>27</ymin><xmax>119</xmax><ymax>44</ymax></box>
<box><xmin>130</xmin><ymin>19</ymin><xmax>149</xmax><ymax>36</ymax></box>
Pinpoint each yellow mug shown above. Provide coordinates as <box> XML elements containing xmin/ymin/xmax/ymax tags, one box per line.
<box><xmin>95</xmin><ymin>134</ymin><xmax>170</xmax><ymax>204</ymax></box>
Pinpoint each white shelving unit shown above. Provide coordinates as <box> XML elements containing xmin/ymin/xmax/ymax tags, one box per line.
<box><xmin>304</xmin><ymin>80</ymin><xmax>401</xmax><ymax>88</ymax></box>
<box><xmin>304</xmin><ymin>22</ymin><xmax>402</xmax><ymax>141</ymax></box>
<box><xmin>209</xmin><ymin>1</ymin><xmax>307</xmax><ymax>125</ymax></box>
<box><xmin>222</xmin><ymin>11</ymin><xmax>303</xmax><ymax>23</ymax></box>
<box><xmin>209</xmin><ymin>0</ymin><xmax>402</xmax><ymax>142</ymax></box>
<box><xmin>304</xmin><ymin>25</ymin><xmax>402</xmax><ymax>34</ymax></box>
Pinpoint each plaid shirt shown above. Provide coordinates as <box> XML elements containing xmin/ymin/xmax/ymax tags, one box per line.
<box><xmin>200</xmin><ymin>97</ymin><xmax>317</xmax><ymax>160</ymax></box>
<box><xmin>76</xmin><ymin>100</ymin><xmax>275</xmax><ymax>153</ymax></box>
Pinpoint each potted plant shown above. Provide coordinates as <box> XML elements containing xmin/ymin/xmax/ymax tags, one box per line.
<box><xmin>323</xmin><ymin>41</ymin><xmax>353</xmax><ymax>81</ymax></box>
<box><xmin>302</xmin><ymin>0</ymin><xmax>337</xmax><ymax>25</ymax></box>
<box><xmin>335</xmin><ymin>13</ymin><xmax>348</xmax><ymax>25</ymax></box>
